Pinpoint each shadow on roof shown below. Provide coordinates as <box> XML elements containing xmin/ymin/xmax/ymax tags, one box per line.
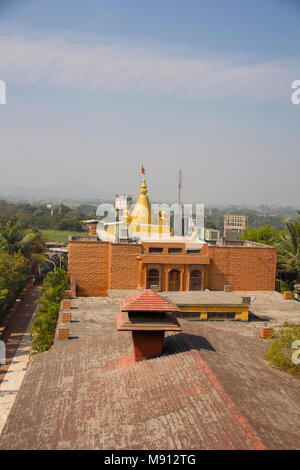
<box><xmin>163</xmin><ymin>332</ymin><xmax>216</xmax><ymax>357</ymax></box>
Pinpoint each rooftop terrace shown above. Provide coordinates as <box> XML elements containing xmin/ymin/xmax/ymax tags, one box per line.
<box><xmin>0</xmin><ymin>291</ymin><xmax>299</xmax><ymax>450</ymax></box>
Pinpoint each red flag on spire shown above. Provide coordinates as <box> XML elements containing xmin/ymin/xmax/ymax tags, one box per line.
<box><xmin>141</xmin><ymin>166</ymin><xmax>145</xmax><ymax>174</ymax></box>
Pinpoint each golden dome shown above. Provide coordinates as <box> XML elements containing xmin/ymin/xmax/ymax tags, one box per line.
<box><xmin>130</xmin><ymin>177</ymin><xmax>153</xmax><ymax>225</ymax></box>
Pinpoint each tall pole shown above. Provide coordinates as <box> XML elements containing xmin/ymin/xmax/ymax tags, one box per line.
<box><xmin>116</xmin><ymin>208</ymin><xmax>120</xmax><ymax>243</ymax></box>
<box><xmin>178</xmin><ymin>169</ymin><xmax>183</xmax><ymax>207</ymax></box>
<box><xmin>178</xmin><ymin>169</ymin><xmax>184</xmax><ymax>236</ymax></box>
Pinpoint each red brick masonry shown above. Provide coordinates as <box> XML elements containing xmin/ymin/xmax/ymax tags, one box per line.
<box><xmin>68</xmin><ymin>240</ymin><xmax>276</xmax><ymax>296</ymax></box>
<box><xmin>116</xmin><ymin>290</ymin><xmax>182</xmax><ymax>361</ymax></box>
<box><xmin>132</xmin><ymin>331</ymin><xmax>165</xmax><ymax>361</ymax></box>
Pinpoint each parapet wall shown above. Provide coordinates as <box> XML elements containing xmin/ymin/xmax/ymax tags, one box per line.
<box><xmin>68</xmin><ymin>241</ymin><xmax>110</xmax><ymax>296</ymax></box>
<box><xmin>207</xmin><ymin>245</ymin><xmax>276</xmax><ymax>291</ymax></box>
<box><xmin>110</xmin><ymin>244</ymin><xmax>141</xmax><ymax>290</ymax></box>
<box><xmin>68</xmin><ymin>240</ymin><xmax>142</xmax><ymax>296</ymax></box>
<box><xmin>68</xmin><ymin>240</ymin><xmax>277</xmax><ymax>296</ymax></box>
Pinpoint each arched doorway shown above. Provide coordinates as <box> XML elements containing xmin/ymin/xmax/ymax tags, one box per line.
<box><xmin>190</xmin><ymin>270</ymin><xmax>202</xmax><ymax>291</ymax></box>
<box><xmin>168</xmin><ymin>269</ymin><xmax>180</xmax><ymax>291</ymax></box>
<box><xmin>147</xmin><ymin>268</ymin><xmax>159</xmax><ymax>289</ymax></box>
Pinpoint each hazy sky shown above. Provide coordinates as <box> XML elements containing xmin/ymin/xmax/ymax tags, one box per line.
<box><xmin>0</xmin><ymin>0</ymin><xmax>299</xmax><ymax>205</ymax></box>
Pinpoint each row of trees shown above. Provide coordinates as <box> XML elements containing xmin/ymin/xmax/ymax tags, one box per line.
<box><xmin>0</xmin><ymin>222</ymin><xmax>46</xmax><ymax>320</ymax></box>
<box><xmin>31</xmin><ymin>269</ymin><xmax>69</xmax><ymax>353</ymax></box>
<box><xmin>204</xmin><ymin>206</ymin><xmax>298</xmax><ymax>233</ymax></box>
<box><xmin>0</xmin><ymin>200</ymin><xmax>95</xmax><ymax>232</ymax></box>
<box><xmin>0</xmin><ymin>215</ymin><xmax>68</xmax><ymax>352</ymax></box>
<box><xmin>0</xmin><ymin>252</ymin><xmax>28</xmax><ymax>320</ymax></box>
<box><xmin>2</xmin><ymin>200</ymin><xmax>298</xmax><ymax>234</ymax></box>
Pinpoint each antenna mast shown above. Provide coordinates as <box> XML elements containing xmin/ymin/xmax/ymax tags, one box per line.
<box><xmin>178</xmin><ymin>169</ymin><xmax>183</xmax><ymax>207</ymax></box>
<box><xmin>178</xmin><ymin>169</ymin><xmax>184</xmax><ymax>236</ymax></box>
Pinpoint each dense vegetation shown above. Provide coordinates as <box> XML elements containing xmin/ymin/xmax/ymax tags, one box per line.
<box><xmin>264</xmin><ymin>323</ymin><xmax>300</xmax><ymax>375</ymax></box>
<box><xmin>204</xmin><ymin>206</ymin><xmax>298</xmax><ymax>233</ymax></box>
<box><xmin>0</xmin><ymin>251</ymin><xmax>29</xmax><ymax>322</ymax></box>
<box><xmin>0</xmin><ymin>222</ymin><xmax>46</xmax><ymax>321</ymax></box>
<box><xmin>0</xmin><ymin>200</ymin><xmax>96</xmax><ymax>232</ymax></box>
<box><xmin>276</xmin><ymin>215</ymin><xmax>300</xmax><ymax>284</ymax></box>
<box><xmin>1</xmin><ymin>200</ymin><xmax>298</xmax><ymax>235</ymax></box>
<box><xmin>31</xmin><ymin>269</ymin><xmax>69</xmax><ymax>353</ymax></box>
<box><xmin>240</xmin><ymin>225</ymin><xmax>282</xmax><ymax>246</ymax></box>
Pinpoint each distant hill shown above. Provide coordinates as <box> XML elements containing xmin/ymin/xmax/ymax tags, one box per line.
<box><xmin>0</xmin><ymin>182</ymin><xmax>114</xmax><ymax>204</ymax></box>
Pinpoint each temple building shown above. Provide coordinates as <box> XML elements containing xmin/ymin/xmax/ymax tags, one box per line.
<box><xmin>96</xmin><ymin>177</ymin><xmax>170</xmax><ymax>242</ymax></box>
<box><xmin>68</xmin><ymin>173</ymin><xmax>276</xmax><ymax>297</ymax></box>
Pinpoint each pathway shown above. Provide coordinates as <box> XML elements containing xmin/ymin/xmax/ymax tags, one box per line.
<box><xmin>0</xmin><ymin>285</ymin><xmax>40</xmax><ymax>434</ymax></box>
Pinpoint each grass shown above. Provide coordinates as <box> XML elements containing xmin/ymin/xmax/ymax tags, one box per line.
<box><xmin>41</xmin><ymin>230</ymin><xmax>87</xmax><ymax>243</ymax></box>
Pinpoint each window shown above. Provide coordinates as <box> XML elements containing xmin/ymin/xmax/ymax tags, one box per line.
<box><xmin>168</xmin><ymin>270</ymin><xmax>180</xmax><ymax>291</ymax></box>
<box><xmin>189</xmin><ymin>270</ymin><xmax>202</xmax><ymax>291</ymax></box>
<box><xmin>149</xmin><ymin>247</ymin><xmax>163</xmax><ymax>253</ymax></box>
<box><xmin>168</xmin><ymin>248</ymin><xmax>182</xmax><ymax>254</ymax></box>
<box><xmin>147</xmin><ymin>269</ymin><xmax>160</xmax><ymax>289</ymax></box>
<box><xmin>187</xmin><ymin>249</ymin><xmax>201</xmax><ymax>254</ymax></box>
<box><xmin>207</xmin><ymin>312</ymin><xmax>235</xmax><ymax>320</ymax></box>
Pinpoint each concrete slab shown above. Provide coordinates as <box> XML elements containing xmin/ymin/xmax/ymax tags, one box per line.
<box><xmin>0</xmin><ymin>296</ymin><xmax>39</xmax><ymax>435</ymax></box>
<box><xmin>0</xmin><ymin>326</ymin><xmax>32</xmax><ymax>434</ymax></box>
<box><xmin>54</xmin><ymin>292</ymin><xmax>300</xmax><ymax>347</ymax></box>
<box><xmin>162</xmin><ymin>291</ymin><xmax>245</xmax><ymax>306</ymax></box>
<box><xmin>54</xmin><ymin>296</ymin><xmax>120</xmax><ymax>344</ymax></box>
<box><xmin>239</xmin><ymin>291</ymin><xmax>300</xmax><ymax>325</ymax></box>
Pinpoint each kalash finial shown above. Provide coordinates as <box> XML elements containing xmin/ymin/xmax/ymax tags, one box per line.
<box><xmin>140</xmin><ymin>166</ymin><xmax>147</xmax><ymax>194</ymax></box>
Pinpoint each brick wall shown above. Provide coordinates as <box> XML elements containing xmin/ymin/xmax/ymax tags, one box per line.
<box><xmin>68</xmin><ymin>241</ymin><xmax>142</xmax><ymax>296</ymax></box>
<box><xmin>68</xmin><ymin>240</ymin><xmax>277</xmax><ymax>296</ymax></box>
<box><xmin>207</xmin><ymin>245</ymin><xmax>276</xmax><ymax>291</ymax></box>
<box><xmin>68</xmin><ymin>241</ymin><xmax>110</xmax><ymax>296</ymax></box>
<box><xmin>110</xmin><ymin>244</ymin><xmax>141</xmax><ymax>289</ymax></box>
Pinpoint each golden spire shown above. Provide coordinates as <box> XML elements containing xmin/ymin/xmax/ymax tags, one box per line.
<box><xmin>140</xmin><ymin>177</ymin><xmax>147</xmax><ymax>195</ymax></box>
<box><xmin>130</xmin><ymin>175</ymin><xmax>153</xmax><ymax>225</ymax></box>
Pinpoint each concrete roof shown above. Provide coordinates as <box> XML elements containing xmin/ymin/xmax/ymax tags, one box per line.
<box><xmin>0</xmin><ymin>295</ymin><xmax>300</xmax><ymax>450</ymax></box>
<box><xmin>162</xmin><ymin>291</ymin><xmax>246</xmax><ymax>306</ymax></box>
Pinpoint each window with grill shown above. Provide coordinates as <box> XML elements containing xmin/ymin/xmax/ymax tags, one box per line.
<box><xmin>189</xmin><ymin>270</ymin><xmax>202</xmax><ymax>291</ymax></box>
<box><xmin>168</xmin><ymin>270</ymin><xmax>180</xmax><ymax>291</ymax></box>
<box><xmin>147</xmin><ymin>269</ymin><xmax>160</xmax><ymax>289</ymax></box>
<box><xmin>168</xmin><ymin>248</ymin><xmax>182</xmax><ymax>253</ymax></box>
<box><xmin>149</xmin><ymin>247</ymin><xmax>163</xmax><ymax>253</ymax></box>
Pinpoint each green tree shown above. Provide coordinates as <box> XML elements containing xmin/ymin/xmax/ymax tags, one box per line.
<box><xmin>31</xmin><ymin>304</ymin><xmax>60</xmax><ymax>352</ymax></box>
<box><xmin>0</xmin><ymin>223</ymin><xmax>24</xmax><ymax>254</ymax></box>
<box><xmin>31</xmin><ymin>268</ymin><xmax>69</xmax><ymax>353</ymax></box>
<box><xmin>0</xmin><ymin>224</ymin><xmax>45</xmax><ymax>270</ymax></box>
<box><xmin>276</xmin><ymin>213</ymin><xmax>300</xmax><ymax>283</ymax></box>
<box><xmin>0</xmin><ymin>251</ymin><xmax>28</xmax><ymax>318</ymax></box>
<box><xmin>240</xmin><ymin>225</ymin><xmax>280</xmax><ymax>246</ymax></box>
